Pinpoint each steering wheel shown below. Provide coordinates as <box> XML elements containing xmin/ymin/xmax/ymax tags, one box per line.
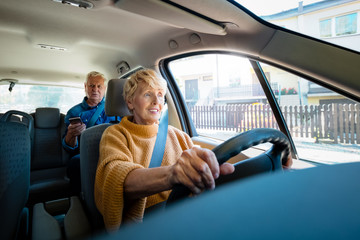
<box><xmin>167</xmin><ymin>128</ymin><xmax>291</xmax><ymax>205</ymax></box>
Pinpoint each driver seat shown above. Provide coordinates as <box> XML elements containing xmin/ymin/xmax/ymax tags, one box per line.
<box><xmin>80</xmin><ymin>78</ymin><xmax>130</xmax><ymax>233</ymax></box>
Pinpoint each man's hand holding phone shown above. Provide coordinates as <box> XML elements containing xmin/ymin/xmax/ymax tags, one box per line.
<box><xmin>68</xmin><ymin>116</ymin><xmax>85</xmax><ymax>138</ymax></box>
<box><xmin>68</xmin><ymin>116</ymin><xmax>85</xmax><ymax>134</ymax></box>
<box><xmin>65</xmin><ymin>117</ymin><xmax>85</xmax><ymax>148</ymax></box>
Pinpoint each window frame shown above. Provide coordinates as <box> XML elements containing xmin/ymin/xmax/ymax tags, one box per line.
<box><xmin>161</xmin><ymin>51</ymin><xmax>299</xmax><ymax>158</ymax></box>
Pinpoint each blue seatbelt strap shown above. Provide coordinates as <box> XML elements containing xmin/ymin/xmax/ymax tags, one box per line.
<box><xmin>87</xmin><ymin>102</ymin><xmax>105</xmax><ymax>128</ymax></box>
<box><xmin>149</xmin><ymin>109</ymin><xmax>168</xmax><ymax>168</ymax></box>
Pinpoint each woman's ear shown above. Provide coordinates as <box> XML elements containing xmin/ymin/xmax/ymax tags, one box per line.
<box><xmin>127</xmin><ymin>99</ymin><xmax>134</xmax><ymax>111</ymax></box>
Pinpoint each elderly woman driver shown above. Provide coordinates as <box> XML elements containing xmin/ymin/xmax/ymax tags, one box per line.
<box><xmin>94</xmin><ymin>69</ymin><xmax>235</xmax><ymax>231</ymax></box>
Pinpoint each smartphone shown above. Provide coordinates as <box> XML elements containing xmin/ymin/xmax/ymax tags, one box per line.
<box><xmin>69</xmin><ymin>116</ymin><xmax>82</xmax><ymax>124</ymax></box>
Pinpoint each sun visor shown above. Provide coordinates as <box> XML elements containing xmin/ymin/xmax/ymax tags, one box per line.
<box><xmin>115</xmin><ymin>0</ymin><xmax>226</xmax><ymax>36</ymax></box>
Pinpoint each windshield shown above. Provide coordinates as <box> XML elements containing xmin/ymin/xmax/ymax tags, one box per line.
<box><xmin>237</xmin><ymin>0</ymin><xmax>360</xmax><ymax>52</ymax></box>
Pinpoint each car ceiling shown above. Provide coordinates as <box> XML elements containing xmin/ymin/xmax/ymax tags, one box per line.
<box><xmin>0</xmin><ymin>0</ymin><xmax>359</xmax><ymax>101</ymax></box>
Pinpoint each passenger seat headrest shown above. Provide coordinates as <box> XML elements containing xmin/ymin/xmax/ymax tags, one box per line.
<box><xmin>35</xmin><ymin>108</ymin><xmax>60</xmax><ymax>129</ymax></box>
<box><xmin>105</xmin><ymin>79</ymin><xmax>131</xmax><ymax>117</ymax></box>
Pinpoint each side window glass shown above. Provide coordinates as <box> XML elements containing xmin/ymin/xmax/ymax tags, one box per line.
<box><xmin>168</xmin><ymin>54</ymin><xmax>278</xmax><ymax>142</ymax></box>
<box><xmin>259</xmin><ymin>62</ymin><xmax>360</xmax><ymax>164</ymax></box>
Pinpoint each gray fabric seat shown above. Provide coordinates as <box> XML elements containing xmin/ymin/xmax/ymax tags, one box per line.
<box><xmin>29</xmin><ymin>107</ymin><xmax>71</xmax><ymax>204</ymax></box>
<box><xmin>80</xmin><ymin>78</ymin><xmax>130</xmax><ymax>232</ymax></box>
<box><xmin>0</xmin><ymin>120</ymin><xmax>31</xmax><ymax>240</ymax></box>
<box><xmin>0</xmin><ymin>110</ymin><xmax>34</xmax><ymax>149</ymax></box>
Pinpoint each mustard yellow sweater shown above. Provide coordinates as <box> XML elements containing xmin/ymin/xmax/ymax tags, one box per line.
<box><xmin>94</xmin><ymin>116</ymin><xmax>194</xmax><ymax>231</ymax></box>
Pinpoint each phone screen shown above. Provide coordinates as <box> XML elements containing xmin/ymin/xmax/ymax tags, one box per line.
<box><xmin>69</xmin><ymin>117</ymin><xmax>82</xmax><ymax>124</ymax></box>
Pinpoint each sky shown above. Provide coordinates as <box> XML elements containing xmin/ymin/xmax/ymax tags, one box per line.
<box><xmin>236</xmin><ymin>0</ymin><xmax>324</xmax><ymax>16</ymax></box>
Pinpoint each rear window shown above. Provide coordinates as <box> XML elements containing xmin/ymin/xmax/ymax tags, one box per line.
<box><xmin>0</xmin><ymin>84</ymin><xmax>84</xmax><ymax>114</ymax></box>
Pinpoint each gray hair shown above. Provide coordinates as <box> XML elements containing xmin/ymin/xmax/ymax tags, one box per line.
<box><xmin>85</xmin><ymin>71</ymin><xmax>106</xmax><ymax>83</ymax></box>
<box><xmin>123</xmin><ymin>69</ymin><xmax>167</xmax><ymax>113</ymax></box>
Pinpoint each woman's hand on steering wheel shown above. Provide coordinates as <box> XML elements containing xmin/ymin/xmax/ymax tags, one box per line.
<box><xmin>169</xmin><ymin>147</ymin><xmax>235</xmax><ymax>195</ymax></box>
<box><xmin>167</xmin><ymin>128</ymin><xmax>292</xmax><ymax>206</ymax></box>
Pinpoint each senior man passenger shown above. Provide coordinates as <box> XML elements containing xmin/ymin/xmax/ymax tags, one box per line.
<box><xmin>94</xmin><ymin>69</ymin><xmax>235</xmax><ymax>231</ymax></box>
<box><xmin>63</xmin><ymin>71</ymin><xmax>115</xmax><ymax>194</ymax></box>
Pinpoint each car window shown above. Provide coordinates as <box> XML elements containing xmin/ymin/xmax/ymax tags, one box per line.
<box><xmin>168</xmin><ymin>53</ymin><xmax>360</xmax><ymax>164</ymax></box>
<box><xmin>168</xmin><ymin>54</ymin><xmax>278</xmax><ymax>147</ymax></box>
<box><xmin>259</xmin><ymin>62</ymin><xmax>360</xmax><ymax>164</ymax></box>
<box><xmin>0</xmin><ymin>84</ymin><xmax>84</xmax><ymax>114</ymax></box>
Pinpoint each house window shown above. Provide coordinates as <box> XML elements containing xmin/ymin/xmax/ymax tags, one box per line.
<box><xmin>335</xmin><ymin>13</ymin><xmax>357</xmax><ymax>36</ymax></box>
<box><xmin>185</xmin><ymin>79</ymin><xmax>199</xmax><ymax>101</ymax></box>
<box><xmin>203</xmin><ymin>75</ymin><xmax>213</xmax><ymax>81</ymax></box>
<box><xmin>320</xmin><ymin>18</ymin><xmax>332</xmax><ymax>37</ymax></box>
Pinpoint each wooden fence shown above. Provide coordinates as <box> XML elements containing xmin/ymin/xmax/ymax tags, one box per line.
<box><xmin>188</xmin><ymin>103</ymin><xmax>360</xmax><ymax>144</ymax></box>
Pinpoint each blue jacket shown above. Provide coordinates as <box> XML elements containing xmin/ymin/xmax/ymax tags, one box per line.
<box><xmin>62</xmin><ymin>97</ymin><xmax>117</xmax><ymax>154</ymax></box>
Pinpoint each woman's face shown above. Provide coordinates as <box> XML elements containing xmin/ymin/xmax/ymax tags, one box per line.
<box><xmin>127</xmin><ymin>81</ymin><xmax>165</xmax><ymax>125</ymax></box>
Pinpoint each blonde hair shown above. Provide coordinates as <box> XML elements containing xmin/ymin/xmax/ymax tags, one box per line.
<box><xmin>123</xmin><ymin>69</ymin><xmax>167</xmax><ymax>107</ymax></box>
<box><xmin>86</xmin><ymin>71</ymin><xmax>106</xmax><ymax>83</ymax></box>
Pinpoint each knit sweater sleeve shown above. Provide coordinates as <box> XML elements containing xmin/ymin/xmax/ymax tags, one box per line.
<box><xmin>94</xmin><ymin>124</ymin><xmax>145</xmax><ymax>231</ymax></box>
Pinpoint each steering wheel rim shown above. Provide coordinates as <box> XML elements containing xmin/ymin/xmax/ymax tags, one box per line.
<box><xmin>166</xmin><ymin>128</ymin><xmax>291</xmax><ymax>206</ymax></box>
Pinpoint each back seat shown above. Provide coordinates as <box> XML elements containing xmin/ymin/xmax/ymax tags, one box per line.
<box><xmin>2</xmin><ymin>108</ymin><xmax>91</xmax><ymax>239</ymax></box>
<box><xmin>0</xmin><ymin>114</ymin><xmax>32</xmax><ymax>240</ymax></box>
<box><xmin>29</xmin><ymin>107</ymin><xmax>71</xmax><ymax>204</ymax></box>
<box><xmin>29</xmin><ymin>107</ymin><xmax>92</xmax><ymax>240</ymax></box>
<box><xmin>0</xmin><ymin>112</ymin><xmax>22</xmax><ymax>121</ymax></box>
<box><xmin>31</xmin><ymin>79</ymin><xmax>130</xmax><ymax>239</ymax></box>
<box><xmin>0</xmin><ymin>110</ymin><xmax>34</xmax><ymax>149</ymax></box>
